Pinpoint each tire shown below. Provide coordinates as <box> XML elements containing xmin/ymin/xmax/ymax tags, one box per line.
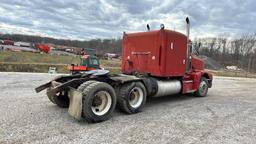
<box><xmin>46</xmin><ymin>88</ymin><xmax>56</xmax><ymax>104</ymax></box>
<box><xmin>81</xmin><ymin>82</ymin><xmax>116</xmax><ymax>123</ymax></box>
<box><xmin>195</xmin><ymin>77</ymin><xmax>209</xmax><ymax>97</ymax></box>
<box><xmin>77</xmin><ymin>80</ymin><xmax>97</xmax><ymax>92</ymax></box>
<box><xmin>53</xmin><ymin>91</ymin><xmax>69</xmax><ymax>108</ymax></box>
<box><xmin>46</xmin><ymin>88</ymin><xmax>69</xmax><ymax>108</ymax></box>
<box><xmin>117</xmin><ymin>82</ymin><xmax>147</xmax><ymax>114</ymax></box>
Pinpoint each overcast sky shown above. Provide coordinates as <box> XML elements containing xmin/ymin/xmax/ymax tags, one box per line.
<box><xmin>0</xmin><ymin>0</ymin><xmax>255</xmax><ymax>40</ymax></box>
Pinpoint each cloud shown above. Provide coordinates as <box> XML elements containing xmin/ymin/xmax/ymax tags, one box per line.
<box><xmin>0</xmin><ymin>0</ymin><xmax>255</xmax><ymax>40</ymax></box>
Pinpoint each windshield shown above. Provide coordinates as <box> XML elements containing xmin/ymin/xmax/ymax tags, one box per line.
<box><xmin>81</xmin><ymin>58</ymin><xmax>88</xmax><ymax>66</ymax></box>
<box><xmin>90</xmin><ymin>58</ymin><xmax>99</xmax><ymax>66</ymax></box>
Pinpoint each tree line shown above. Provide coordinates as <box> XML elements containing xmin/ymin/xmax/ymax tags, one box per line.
<box><xmin>193</xmin><ymin>33</ymin><xmax>256</xmax><ymax>72</ymax></box>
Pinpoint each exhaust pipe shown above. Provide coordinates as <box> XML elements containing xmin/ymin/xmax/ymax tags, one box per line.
<box><xmin>146</xmin><ymin>24</ymin><xmax>150</xmax><ymax>31</ymax></box>
<box><xmin>185</xmin><ymin>17</ymin><xmax>191</xmax><ymax>74</ymax></box>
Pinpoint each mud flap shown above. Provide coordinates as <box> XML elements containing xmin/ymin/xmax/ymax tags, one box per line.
<box><xmin>68</xmin><ymin>87</ymin><xmax>83</xmax><ymax>120</ymax></box>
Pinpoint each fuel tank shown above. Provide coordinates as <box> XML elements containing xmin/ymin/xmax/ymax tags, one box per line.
<box><xmin>152</xmin><ymin>79</ymin><xmax>182</xmax><ymax>97</ymax></box>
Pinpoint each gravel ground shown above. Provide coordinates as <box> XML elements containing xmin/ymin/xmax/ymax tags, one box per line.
<box><xmin>0</xmin><ymin>72</ymin><xmax>256</xmax><ymax>144</ymax></box>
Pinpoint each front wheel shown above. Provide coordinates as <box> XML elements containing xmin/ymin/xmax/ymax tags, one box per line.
<box><xmin>81</xmin><ymin>82</ymin><xmax>116</xmax><ymax>123</ymax></box>
<box><xmin>195</xmin><ymin>77</ymin><xmax>209</xmax><ymax>97</ymax></box>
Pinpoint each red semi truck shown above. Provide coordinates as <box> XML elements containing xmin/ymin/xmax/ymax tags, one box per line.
<box><xmin>34</xmin><ymin>43</ymin><xmax>50</xmax><ymax>53</ymax></box>
<box><xmin>35</xmin><ymin>17</ymin><xmax>213</xmax><ymax>123</ymax></box>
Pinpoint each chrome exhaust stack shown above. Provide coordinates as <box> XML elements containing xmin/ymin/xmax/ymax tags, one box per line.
<box><xmin>185</xmin><ymin>17</ymin><xmax>191</xmax><ymax>74</ymax></box>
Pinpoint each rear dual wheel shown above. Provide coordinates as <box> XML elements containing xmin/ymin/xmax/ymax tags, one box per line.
<box><xmin>78</xmin><ymin>81</ymin><xmax>116</xmax><ymax>123</ymax></box>
<box><xmin>117</xmin><ymin>82</ymin><xmax>147</xmax><ymax>114</ymax></box>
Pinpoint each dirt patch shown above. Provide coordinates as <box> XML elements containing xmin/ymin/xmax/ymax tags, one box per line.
<box><xmin>1</xmin><ymin>74</ymin><xmax>256</xmax><ymax>143</ymax></box>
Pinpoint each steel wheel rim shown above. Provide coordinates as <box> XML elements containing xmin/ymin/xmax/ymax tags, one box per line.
<box><xmin>199</xmin><ymin>81</ymin><xmax>207</xmax><ymax>95</ymax></box>
<box><xmin>128</xmin><ymin>87</ymin><xmax>143</xmax><ymax>108</ymax></box>
<box><xmin>91</xmin><ymin>91</ymin><xmax>112</xmax><ymax>116</ymax></box>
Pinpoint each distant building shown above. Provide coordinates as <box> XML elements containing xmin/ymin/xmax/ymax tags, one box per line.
<box><xmin>104</xmin><ymin>53</ymin><xmax>119</xmax><ymax>59</ymax></box>
<box><xmin>14</xmin><ymin>42</ymin><xmax>31</xmax><ymax>47</ymax></box>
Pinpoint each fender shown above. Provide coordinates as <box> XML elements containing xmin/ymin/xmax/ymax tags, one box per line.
<box><xmin>202</xmin><ymin>71</ymin><xmax>213</xmax><ymax>88</ymax></box>
<box><xmin>192</xmin><ymin>70</ymin><xmax>213</xmax><ymax>90</ymax></box>
<box><xmin>182</xmin><ymin>70</ymin><xmax>213</xmax><ymax>94</ymax></box>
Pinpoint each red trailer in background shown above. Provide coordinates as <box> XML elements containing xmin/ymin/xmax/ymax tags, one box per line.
<box><xmin>2</xmin><ymin>40</ymin><xmax>14</xmax><ymax>45</ymax></box>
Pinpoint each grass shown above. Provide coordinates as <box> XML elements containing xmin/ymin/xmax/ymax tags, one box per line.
<box><xmin>0</xmin><ymin>51</ymin><xmax>121</xmax><ymax>73</ymax></box>
<box><xmin>0</xmin><ymin>51</ymin><xmax>80</xmax><ymax>64</ymax></box>
<box><xmin>100</xmin><ymin>59</ymin><xmax>121</xmax><ymax>68</ymax></box>
<box><xmin>0</xmin><ymin>51</ymin><xmax>122</xmax><ymax>66</ymax></box>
